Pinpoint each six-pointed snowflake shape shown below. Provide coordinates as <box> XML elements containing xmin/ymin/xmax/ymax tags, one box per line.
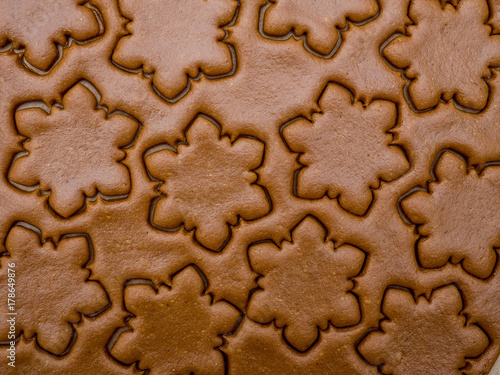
<box><xmin>0</xmin><ymin>223</ymin><xmax>109</xmax><ymax>355</ymax></box>
<box><xmin>145</xmin><ymin>115</ymin><xmax>270</xmax><ymax>251</ymax></box>
<box><xmin>383</xmin><ymin>0</ymin><xmax>500</xmax><ymax>111</ymax></box>
<box><xmin>358</xmin><ymin>284</ymin><xmax>489</xmax><ymax>375</ymax></box>
<box><xmin>110</xmin><ymin>266</ymin><xmax>240</xmax><ymax>374</ymax></box>
<box><xmin>0</xmin><ymin>0</ymin><xmax>102</xmax><ymax>72</ymax></box>
<box><xmin>247</xmin><ymin>216</ymin><xmax>365</xmax><ymax>352</ymax></box>
<box><xmin>401</xmin><ymin>151</ymin><xmax>500</xmax><ymax>279</ymax></box>
<box><xmin>112</xmin><ymin>0</ymin><xmax>237</xmax><ymax>101</ymax></box>
<box><xmin>8</xmin><ymin>82</ymin><xmax>140</xmax><ymax>218</ymax></box>
<box><xmin>282</xmin><ymin>83</ymin><xmax>409</xmax><ymax>216</ymax></box>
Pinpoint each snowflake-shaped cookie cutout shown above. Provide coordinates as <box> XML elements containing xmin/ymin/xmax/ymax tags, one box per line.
<box><xmin>8</xmin><ymin>81</ymin><xmax>140</xmax><ymax>218</ymax></box>
<box><xmin>247</xmin><ymin>216</ymin><xmax>366</xmax><ymax>352</ymax></box>
<box><xmin>358</xmin><ymin>284</ymin><xmax>489</xmax><ymax>375</ymax></box>
<box><xmin>260</xmin><ymin>0</ymin><xmax>378</xmax><ymax>56</ymax></box>
<box><xmin>0</xmin><ymin>223</ymin><xmax>109</xmax><ymax>355</ymax></box>
<box><xmin>110</xmin><ymin>266</ymin><xmax>240</xmax><ymax>374</ymax></box>
<box><xmin>282</xmin><ymin>83</ymin><xmax>409</xmax><ymax>216</ymax></box>
<box><xmin>0</xmin><ymin>0</ymin><xmax>103</xmax><ymax>73</ymax></box>
<box><xmin>383</xmin><ymin>0</ymin><xmax>500</xmax><ymax>111</ymax></box>
<box><xmin>145</xmin><ymin>115</ymin><xmax>270</xmax><ymax>252</ymax></box>
<box><xmin>112</xmin><ymin>0</ymin><xmax>237</xmax><ymax>102</ymax></box>
<box><xmin>401</xmin><ymin>151</ymin><xmax>500</xmax><ymax>279</ymax></box>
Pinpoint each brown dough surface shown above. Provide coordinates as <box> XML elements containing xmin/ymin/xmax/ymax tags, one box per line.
<box><xmin>0</xmin><ymin>0</ymin><xmax>499</xmax><ymax>374</ymax></box>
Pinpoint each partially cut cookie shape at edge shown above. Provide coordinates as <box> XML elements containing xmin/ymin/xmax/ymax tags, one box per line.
<box><xmin>401</xmin><ymin>151</ymin><xmax>500</xmax><ymax>279</ymax></box>
<box><xmin>0</xmin><ymin>321</ymin><xmax>138</xmax><ymax>375</ymax></box>
<box><xmin>358</xmin><ymin>284</ymin><xmax>490</xmax><ymax>375</ymax></box>
<box><xmin>110</xmin><ymin>266</ymin><xmax>240</xmax><ymax>374</ymax></box>
<box><xmin>8</xmin><ymin>81</ymin><xmax>140</xmax><ymax>219</ymax></box>
<box><xmin>282</xmin><ymin>83</ymin><xmax>409</xmax><ymax>216</ymax></box>
<box><xmin>247</xmin><ymin>216</ymin><xmax>366</xmax><ymax>352</ymax></box>
<box><xmin>0</xmin><ymin>223</ymin><xmax>109</xmax><ymax>356</ymax></box>
<box><xmin>145</xmin><ymin>115</ymin><xmax>270</xmax><ymax>252</ymax></box>
<box><xmin>261</xmin><ymin>0</ymin><xmax>378</xmax><ymax>56</ymax></box>
<box><xmin>383</xmin><ymin>0</ymin><xmax>500</xmax><ymax>111</ymax></box>
<box><xmin>112</xmin><ymin>0</ymin><xmax>237</xmax><ymax>101</ymax></box>
<box><xmin>0</xmin><ymin>0</ymin><xmax>102</xmax><ymax>72</ymax></box>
